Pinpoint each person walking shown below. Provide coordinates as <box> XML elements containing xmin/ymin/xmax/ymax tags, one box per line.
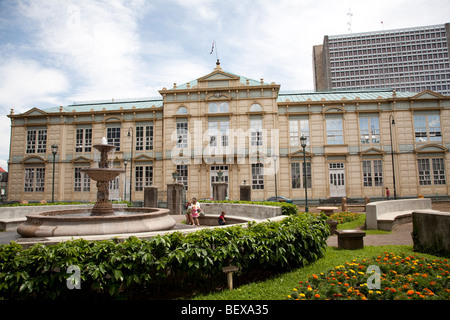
<box><xmin>386</xmin><ymin>187</ymin><xmax>391</xmax><ymax>200</ymax></box>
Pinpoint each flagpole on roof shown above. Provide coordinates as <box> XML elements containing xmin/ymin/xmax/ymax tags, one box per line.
<box><xmin>210</xmin><ymin>40</ymin><xmax>220</xmax><ymax>66</ymax></box>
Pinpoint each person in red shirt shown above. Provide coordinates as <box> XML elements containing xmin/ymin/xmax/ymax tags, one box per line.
<box><xmin>386</xmin><ymin>187</ymin><xmax>391</xmax><ymax>200</ymax></box>
<box><xmin>218</xmin><ymin>211</ymin><xmax>226</xmax><ymax>225</ymax></box>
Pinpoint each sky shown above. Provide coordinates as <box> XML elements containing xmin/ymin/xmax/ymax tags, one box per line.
<box><xmin>0</xmin><ymin>0</ymin><xmax>449</xmax><ymax>170</ymax></box>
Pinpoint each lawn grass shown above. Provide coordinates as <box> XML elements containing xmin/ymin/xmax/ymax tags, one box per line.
<box><xmin>336</xmin><ymin>213</ymin><xmax>391</xmax><ymax>235</ymax></box>
<box><xmin>190</xmin><ymin>245</ymin><xmax>442</xmax><ymax>300</ymax></box>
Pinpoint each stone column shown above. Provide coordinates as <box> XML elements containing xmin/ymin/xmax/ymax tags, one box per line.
<box><xmin>144</xmin><ymin>186</ymin><xmax>158</xmax><ymax>207</ymax></box>
<box><xmin>212</xmin><ymin>182</ymin><xmax>228</xmax><ymax>201</ymax></box>
<box><xmin>167</xmin><ymin>183</ymin><xmax>184</xmax><ymax>215</ymax></box>
<box><xmin>240</xmin><ymin>184</ymin><xmax>251</xmax><ymax>201</ymax></box>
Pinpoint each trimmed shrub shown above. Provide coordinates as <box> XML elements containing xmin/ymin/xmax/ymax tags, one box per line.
<box><xmin>0</xmin><ymin>214</ymin><xmax>329</xmax><ymax>299</ymax></box>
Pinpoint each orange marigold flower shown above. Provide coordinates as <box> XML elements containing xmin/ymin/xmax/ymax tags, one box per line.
<box><xmin>315</xmin><ymin>294</ymin><xmax>320</xmax><ymax>298</ymax></box>
<box><xmin>407</xmin><ymin>290</ymin><xmax>414</xmax><ymax>295</ymax></box>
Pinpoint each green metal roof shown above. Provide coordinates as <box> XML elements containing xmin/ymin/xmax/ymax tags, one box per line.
<box><xmin>39</xmin><ymin>89</ymin><xmax>421</xmax><ymax>114</ymax></box>
<box><xmin>277</xmin><ymin>89</ymin><xmax>416</xmax><ymax>103</ymax></box>
<box><xmin>43</xmin><ymin>98</ymin><xmax>163</xmax><ymax>113</ymax></box>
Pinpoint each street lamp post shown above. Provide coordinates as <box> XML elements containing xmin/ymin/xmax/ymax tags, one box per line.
<box><xmin>300</xmin><ymin>136</ymin><xmax>308</xmax><ymax>212</ymax></box>
<box><xmin>51</xmin><ymin>144</ymin><xmax>58</xmax><ymax>203</ymax></box>
<box><xmin>123</xmin><ymin>160</ymin><xmax>128</xmax><ymax>201</ymax></box>
<box><xmin>389</xmin><ymin>115</ymin><xmax>397</xmax><ymax>199</ymax></box>
<box><xmin>272</xmin><ymin>154</ymin><xmax>278</xmax><ymax>202</ymax></box>
<box><xmin>127</xmin><ymin>128</ymin><xmax>133</xmax><ymax>203</ymax></box>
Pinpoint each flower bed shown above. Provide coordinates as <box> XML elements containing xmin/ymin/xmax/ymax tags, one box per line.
<box><xmin>286</xmin><ymin>251</ymin><xmax>450</xmax><ymax>300</ymax></box>
<box><xmin>329</xmin><ymin>211</ymin><xmax>362</xmax><ymax>224</ymax></box>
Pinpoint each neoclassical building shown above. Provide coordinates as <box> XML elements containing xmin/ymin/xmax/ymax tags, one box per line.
<box><xmin>7</xmin><ymin>62</ymin><xmax>450</xmax><ymax>204</ymax></box>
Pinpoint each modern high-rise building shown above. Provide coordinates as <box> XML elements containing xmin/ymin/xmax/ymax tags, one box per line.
<box><xmin>313</xmin><ymin>23</ymin><xmax>450</xmax><ymax>95</ymax></box>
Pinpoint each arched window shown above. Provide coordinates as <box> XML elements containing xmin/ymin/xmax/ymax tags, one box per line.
<box><xmin>209</xmin><ymin>102</ymin><xmax>229</xmax><ymax>113</ymax></box>
<box><xmin>250</xmin><ymin>103</ymin><xmax>262</xmax><ymax>112</ymax></box>
<box><xmin>208</xmin><ymin>103</ymin><xmax>218</xmax><ymax>113</ymax></box>
<box><xmin>177</xmin><ymin>106</ymin><xmax>188</xmax><ymax>115</ymax></box>
<box><xmin>219</xmin><ymin>102</ymin><xmax>229</xmax><ymax>113</ymax></box>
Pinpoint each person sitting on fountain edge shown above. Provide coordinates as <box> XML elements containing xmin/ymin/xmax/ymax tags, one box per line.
<box><xmin>218</xmin><ymin>211</ymin><xmax>226</xmax><ymax>225</ymax></box>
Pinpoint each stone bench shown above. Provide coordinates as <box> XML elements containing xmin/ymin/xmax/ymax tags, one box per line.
<box><xmin>199</xmin><ymin>202</ymin><xmax>281</xmax><ymax>219</ymax></box>
<box><xmin>335</xmin><ymin>230</ymin><xmax>366</xmax><ymax>249</ymax></box>
<box><xmin>365</xmin><ymin>198</ymin><xmax>432</xmax><ymax>231</ymax></box>
<box><xmin>0</xmin><ymin>217</ymin><xmax>27</xmax><ymax>231</ymax></box>
<box><xmin>317</xmin><ymin>206</ymin><xmax>338</xmax><ymax>216</ymax></box>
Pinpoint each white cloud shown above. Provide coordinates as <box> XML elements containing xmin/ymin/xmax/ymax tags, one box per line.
<box><xmin>0</xmin><ymin>58</ymin><xmax>69</xmax><ymax>110</ymax></box>
<box><xmin>0</xmin><ymin>57</ymin><xmax>69</xmax><ymax>167</ymax></box>
<box><xmin>18</xmin><ymin>0</ymin><xmax>151</xmax><ymax>101</ymax></box>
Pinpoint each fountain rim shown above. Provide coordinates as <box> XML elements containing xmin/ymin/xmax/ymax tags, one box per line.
<box><xmin>23</xmin><ymin>208</ymin><xmax>170</xmax><ymax>222</ymax></box>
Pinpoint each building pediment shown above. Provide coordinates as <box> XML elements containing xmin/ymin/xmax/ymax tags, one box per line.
<box><xmin>411</xmin><ymin>90</ymin><xmax>444</xmax><ymax>100</ymax></box>
<box><xmin>23</xmin><ymin>108</ymin><xmax>47</xmax><ymax>117</ymax></box>
<box><xmin>198</xmin><ymin>70</ymin><xmax>240</xmax><ymax>82</ymax></box>
<box><xmin>134</xmin><ymin>154</ymin><xmax>155</xmax><ymax>162</ymax></box>
<box><xmin>288</xmin><ymin>149</ymin><xmax>314</xmax><ymax>158</ymax></box>
<box><xmin>21</xmin><ymin>156</ymin><xmax>46</xmax><ymax>165</ymax></box>
<box><xmin>359</xmin><ymin>147</ymin><xmax>385</xmax><ymax>156</ymax></box>
<box><xmin>415</xmin><ymin>144</ymin><xmax>447</xmax><ymax>154</ymax></box>
<box><xmin>72</xmin><ymin>156</ymin><xmax>92</xmax><ymax>164</ymax></box>
<box><xmin>205</xmin><ymin>92</ymin><xmax>231</xmax><ymax>101</ymax></box>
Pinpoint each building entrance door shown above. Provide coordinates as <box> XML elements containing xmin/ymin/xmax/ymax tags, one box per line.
<box><xmin>329</xmin><ymin>163</ymin><xmax>346</xmax><ymax>197</ymax></box>
<box><xmin>210</xmin><ymin>165</ymin><xmax>229</xmax><ymax>198</ymax></box>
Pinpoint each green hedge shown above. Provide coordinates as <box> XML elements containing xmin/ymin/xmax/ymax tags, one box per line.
<box><xmin>0</xmin><ymin>213</ymin><xmax>329</xmax><ymax>299</ymax></box>
<box><xmin>198</xmin><ymin>199</ymin><xmax>299</xmax><ymax>215</ymax></box>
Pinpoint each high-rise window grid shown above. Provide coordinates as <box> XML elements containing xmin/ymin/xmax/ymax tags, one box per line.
<box><xmin>325</xmin><ymin>25</ymin><xmax>450</xmax><ymax>95</ymax></box>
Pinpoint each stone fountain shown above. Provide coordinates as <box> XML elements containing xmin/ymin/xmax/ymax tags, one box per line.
<box><xmin>17</xmin><ymin>139</ymin><xmax>176</xmax><ymax>239</ymax></box>
<box><xmin>81</xmin><ymin>140</ymin><xmax>124</xmax><ymax>216</ymax></box>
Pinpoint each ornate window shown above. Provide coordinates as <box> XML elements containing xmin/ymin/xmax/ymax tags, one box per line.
<box><xmin>136</xmin><ymin>125</ymin><xmax>153</xmax><ymax>151</ymax></box>
<box><xmin>252</xmin><ymin>163</ymin><xmax>264</xmax><ymax>190</ymax></box>
<box><xmin>208</xmin><ymin>102</ymin><xmax>229</xmax><ymax>113</ymax></box>
<box><xmin>359</xmin><ymin>116</ymin><xmax>380</xmax><ymax>144</ymax></box>
<box><xmin>249</xmin><ymin>103</ymin><xmax>262</xmax><ymax>112</ymax></box>
<box><xmin>177</xmin><ymin>106</ymin><xmax>188</xmax><ymax>115</ymax></box>
<box><xmin>414</xmin><ymin>114</ymin><xmax>442</xmax><ymax>142</ymax></box>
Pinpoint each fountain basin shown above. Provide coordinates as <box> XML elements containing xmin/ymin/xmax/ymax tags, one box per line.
<box><xmin>81</xmin><ymin>168</ymin><xmax>124</xmax><ymax>182</ymax></box>
<box><xmin>17</xmin><ymin>208</ymin><xmax>176</xmax><ymax>238</ymax></box>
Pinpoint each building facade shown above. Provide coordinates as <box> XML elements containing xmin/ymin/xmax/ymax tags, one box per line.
<box><xmin>314</xmin><ymin>23</ymin><xmax>450</xmax><ymax>95</ymax></box>
<box><xmin>7</xmin><ymin>63</ymin><xmax>450</xmax><ymax>204</ymax></box>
